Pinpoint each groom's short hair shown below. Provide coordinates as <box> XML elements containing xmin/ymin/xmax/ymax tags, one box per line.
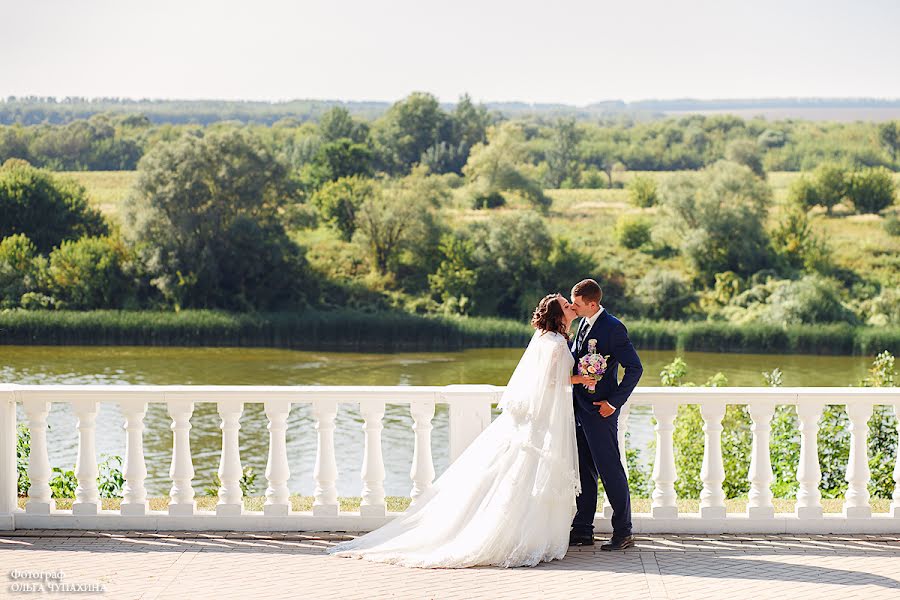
<box><xmin>572</xmin><ymin>279</ymin><xmax>602</xmax><ymax>304</ymax></box>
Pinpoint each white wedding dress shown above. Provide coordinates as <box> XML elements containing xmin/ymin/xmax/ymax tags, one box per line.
<box><xmin>327</xmin><ymin>329</ymin><xmax>580</xmax><ymax>568</ymax></box>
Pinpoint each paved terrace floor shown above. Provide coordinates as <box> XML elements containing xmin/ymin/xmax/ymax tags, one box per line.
<box><xmin>1</xmin><ymin>530</ymin><xmax>899</xmax><ymax>600</ymax></box>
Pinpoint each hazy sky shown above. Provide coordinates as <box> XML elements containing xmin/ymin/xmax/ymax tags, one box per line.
<box><xmin>3</xmin><ymin>0</ymin><xmax>899</xmax><ymax>104</ymax></box>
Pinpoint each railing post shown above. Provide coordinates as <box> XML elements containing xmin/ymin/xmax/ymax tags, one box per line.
<box><xmin>409</xmin><ymin>400</ymin><xmax>436</xmax><ymax>506</ymax></box>
<box><xmin>359</xmin><ymin>399</ymin><xmax>386</xmax><ymax>517</ymax></box>
<box><xmin>167</xmin><ymin>399</ymin><xmax>196</xmax><ymax>516</ymax></box>
<box><xmin>72</xmin><ymin>399</ymin><xmax>100</xmax><ymax>516</ymax></box>
<box><xmin>747</xmin><ymin>400</ymin><xmax>775</xmax><ymax>519</ymax></box>
<box><xmin>216</xmin><ymin>400</ymin><xmax>244</xmax><ymax>516</ymax></box>
<box><xmin>795</xmin><ymin>401</ymin><xmax>823</xmax><ymax>519</ymax></box>
<box><xmin>22</xmin><ymin>400</ymin><xmax>51</xmax><ymax>514</ymax></box>
<box><xmin>313</xmin><ymin>399</ymin><xmax>339</xmax><ymax>516</ymax></box>
<box><xmin>651</xmin><ymin>401</ymin><xmax>678</xmax><ymax>519</ymax></box>
<box><xmin>844</xmin><ymin>401</ymin><xmax>872</xmax><ymax>519</ymax></box>
<box><xmin>604</xmin><ymin>403</ymin><xmax>631</xmax><ymax>518</ymax></box>
<box><xmin>264</xmin><ymin>399</ymin><xmax>292</xmax><ymax>516</ymax></box>
<box><xmin>120</xmin><ymin>401</ymin><xmax>148</xmax><ymax>516</ymax></box>
<box><xmin>0</xmin><ymin>387</ymin><xmax>16</xmax><ymax>530</ymax></box>
<box><xmin>893</xmin><ymin>399</ymin><xmax>900</xmax><ymax>519</ymax></box>
<box><xmin>699</xmin><ymin>400</ymin><xmax>726</xmax><ymax>519</ymax></box>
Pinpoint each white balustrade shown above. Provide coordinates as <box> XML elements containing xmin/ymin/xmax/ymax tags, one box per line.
<box><xmin>312</xmin><ymin>399</ymin><xmax>339</xmax><ymax>516</ymax></box>
<box><xmin>72</xmin><ymin>400</ymin><xmax>101</xmax><ymax>515</ymax></box>
<box><xmin>893</xmin><ymin>400</ymin><xmax>900</xmax><ymax>519</ymax></box>
<box><xmin>22</xmin><ymin>399</ymin><xmax>51</xmax><ymax>514</ymax></box>
<box><xmin>216</xmin><ymin>400</ymin><xmax>244</xmax><ymax>516</ymax></box>
<box><xmin>167</xmin><ymin>400</ymin><xmax>196</xmax><ymax>516</ymax></box>
<box><xmin>699</xmin><ymin>400</ymin><xmax>726</xmax><ymax>519</ymax></box>
<box><xmin>651</xmin><ymin>402</ymin><xmax>678</xmax><ymax>519</ymax></box>
<box><xmin>795</xmin><ymin>402</ymin><xmax>823</xmax><ymax>519</ymax></box>
<box><xmin>120</xmin><ymin>401</ymin><xmax>148</xmax><ymax>516</ymax></box>
<box><xmin>359</xmin><ymin>400</ymin><xmax>387</xmax><ymax>517</ymax></box>
<box><xmin>409</xmin><ymin>400</ymin><xmax>435</xmax><ymax>505</ymax></box>
<box><xmin>747</xmin><ymin>400</ymin><xmax>775</xmax><ymax>519</ymax></box>
<box><xmin>264</xmin><ymin>399</ymin><xmax>292</xmax><ymax>516</ymax></box>
<box><xmin>2</xmin><ymin>385</ymin><xmax>900</xmax><ymax>534</ymax></box>
<box><xmin>843</xmin><ymin>401</ymin><xmax>872</xmax><ymax>518</ymax></box>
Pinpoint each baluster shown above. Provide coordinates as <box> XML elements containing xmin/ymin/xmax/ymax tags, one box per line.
<box><xmin>119</xmin><ymin>401</ymin><xmax>148</xmax><ymax>516</ymax></box>
<box><xmin>23</xmin><ymin>400</ymin><xmax>52</xmax><ymax>514</ymax></box>
<box><xmin>603</xmin><ymin>403</ymin><xmax>631</xmax><ymax>518</ymax></box>
<box><xmin>893</xmin><ymin>400</ymin><xmax>900</xmax><ymax>518</ymax></box>
<box><xmin>72</xmin><ymin>399</ymin><xmax>99</xmax><ymax>515</ymax></box>
<box><xmin>167</xmin><ymin>400</ymin><xmax>196</xmax><ymax>516</ymax></box>
<box><xmin>795</xmin><ymin>401</ymin><xmax>823</xmax><ymax>519</ymax></box>
<box><xmin>747</xmin><ymin>400</ymin><xmax>775</xmax><ymax>519</ymax></box>
<box><xmin>843</xmin><ymin>401</ymin><xmax>872</xmax><ymax>518</ymax></box>
<box><xmin>313</xmin><ymin>399</ymin><xmax>339</xmax><ymax>516</ymax></box>
<box><xmin>699</xmin><ymin>400</ymin><xmax>726</xmax><ymax>519</ymax></box>
<box><xmin>0</xmin><ymin>389</ymin><xmax>16</xmax><ymax>520</ymax></box>
<box><xmin>264</xmin><ymin>399</ymin><xmax>292</xmax><ymax>516</ymax></box>
<box><xmin>409</xmin><ymin>400</ymin><xmax>436</xmax><ymax>506</ymax></box>
<box><xmin>651</xmin><ymin>401</ymin><xmax>678</xmax><ymax>519</ymax></box>
<box><xmin>359</xmin><ymin>400</ymin><xmax>386</xmax><ymax>517</ymax></box>
<box><xmin>216</xmin><ymin>400</ymin><xmax>244</xmax><ymax>516</ymax></box>
<box><xmin>448</xmin><ymin>391</ymin><xmax>492</xmax><ymax>462</ymax></box>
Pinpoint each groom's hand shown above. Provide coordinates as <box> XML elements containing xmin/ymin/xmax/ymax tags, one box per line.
<box><xmin>593</xmin><ymin>400</ymin><xmax>616</xmax><ymax>417</ymax></box>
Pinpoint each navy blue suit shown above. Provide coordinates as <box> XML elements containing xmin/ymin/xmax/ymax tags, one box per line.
<box><xmin>571</xmin><ymin>309</ymin><xmax>643</xmax><ymax>538</ymax></box>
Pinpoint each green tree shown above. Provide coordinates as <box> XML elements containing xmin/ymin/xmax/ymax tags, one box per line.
<box><xmin>725</xmin><ymin>138</ymin><xmax>765</xmax><ymax>177</ymax></box>
<box><xmin>878</xmin><ymin>121</ymin><xmax>899</xmax><ymax>163</ymax></box>
<box><xmin>659</xmin><ymin>161</ymin><xmax>773</xmax><ymax>282</ymax></box>
<box><xmin>0</xmin><ymin>159</ymin><xmax>107</xmax><ymax>253</ymax></box>
<box><xmin>634</xmin><ymin>269</ymin><xmax>694</xmax><ymax>319</ymax></box>
<box><xmin>847</xmin><ymin>166</ymin><xmax>896</xmax><ymax>214</ymax></box>
<box><xmin>812</xmin><ymin>163</ymin><xmax>848</xmax><ymax>215</ymax></box>
<box><xmin>375</xmin><ymin>92</ymin><xmax>449</xmax><ymax>174</ymax></box>
<box><xmin>311</xmin><ymin>176</ymin><xmax>376</xmax><ymax>241</ymax></box>
<box><xmin>614</xmin><ymin>214</ymin><xmax>652</xmax><ymax>249</ymax></box>
<box><xmin>463</xmin><ymin>123</ymin><xmax>549</xmax><ymax>210</ymax></box>
<box><xmin>124</xmin><ymin>130</ymin><xmax>311</xmax><ymax>310</ymax></box>
<box><xmin>302</xmin><ymin>139</ymin><xmax>373</xmax><ymax>189</ymax></box>
<box><xmin>544</xmin><ymin>118</ymin><xmax>582</xmax><ymax>188</ymax></box>
<box><xmin>318</xmin><ymin>106</ymin><xmax>369</xmax><ymax>144</ymax></box>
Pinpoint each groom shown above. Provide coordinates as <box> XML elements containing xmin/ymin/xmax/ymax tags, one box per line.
<box><xmin>569</xmin><ymin>279</ymin><xmax>643</xmax><ymax>551</ymax></box>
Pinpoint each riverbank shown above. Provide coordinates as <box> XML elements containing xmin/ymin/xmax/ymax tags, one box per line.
<box><xmin>0</xmin><ymin>309</ymin><xmax>897</xmax><ymax>355</ymax></box>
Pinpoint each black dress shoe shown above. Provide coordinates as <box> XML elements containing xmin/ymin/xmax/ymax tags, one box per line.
<box><xmin>568</xmin><ymin>532</ymin><xmax>594</xmax><ymax>546</ymax></box>
<box><xmin>600</xmin><ymin>535</ymin><xmax>635</xmax><ymax>551</ymax></box>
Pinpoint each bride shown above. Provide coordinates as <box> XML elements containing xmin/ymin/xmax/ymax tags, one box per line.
<box><xmin>327</xmin><ymin>293</ymin><xmax>595</xmax><ymax>568</ymax></box>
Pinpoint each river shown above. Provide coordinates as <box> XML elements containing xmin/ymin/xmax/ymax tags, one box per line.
<box><xmin>2</xmin><ymin>345</ymin><xmax>873</xmax><ymax>497</ymax></box>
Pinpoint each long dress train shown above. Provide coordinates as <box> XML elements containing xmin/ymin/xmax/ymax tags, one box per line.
<box><xmin>327</xmin><ymin>329</ymin><xmax>579</xmax><ymax>568</ymax></box>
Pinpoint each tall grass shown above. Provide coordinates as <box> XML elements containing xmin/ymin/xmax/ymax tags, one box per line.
<box><xmin>0</xmin><ymin>310</ymin><xmax>896</xmax><ymax>354</ymax></box>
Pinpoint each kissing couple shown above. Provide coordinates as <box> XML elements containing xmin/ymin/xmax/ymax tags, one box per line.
<box><xmin>328</xmin><ymin>279</ymin><xmax>644</xmax><ymax>568</ymax></box>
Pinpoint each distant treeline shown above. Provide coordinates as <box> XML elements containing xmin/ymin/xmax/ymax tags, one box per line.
<box><xmin>4</xmin><ymin>95</ymin><xmax>900</xmax><ymax>126</ymax></box>
<box><xmin>0</xmin><ymin>310</ymin><xmax>896</xmax><ymax>355</ymax></box>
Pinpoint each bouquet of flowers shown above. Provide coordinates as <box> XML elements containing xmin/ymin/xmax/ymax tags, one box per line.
<box><xmin>578</xmin><ymin>339</ymin><xmax>609</xmax><ymax>392</ymax></box>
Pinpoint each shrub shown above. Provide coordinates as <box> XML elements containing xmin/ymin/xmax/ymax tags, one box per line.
<box><xmin>633</xmin><ymin>268</ymin><xmax>694</xmax><ymax>320</ymax></box>
<box><xmin>626</xmin><ymin>175</ymin><xmax>658</xmax><ymax>208</ymax></box>
<box><xmin>47</xmin><ymin>236</ymin><xmax>132</xmax><ymax>309</ymax></box>
<box><xmin>764</xmin><ymin>275</ymin><xmax>856</xmax><ymax>325</ymax></box>
<box><xmin>311</xmin><ymin>175</ymin><xmax>375</xmax><ymax>241</ymax></box>
<box><xmin>614</xmin><ymin>214</ymin><xmax>652</xmax><ymax>249</ymax></box>
<box><xmin>847</xmin><ymin>167</ymin><xmax>896</xmax><ymax>214</ymax></box>
<box><xmin>16</xmin><ymin>424</ymin><xmax>30</xmax><ymax>497</ymax></box>
<box><xmin>884</xmin><ymin>215</ymin><xmax>900</xmax><ymax>236</ymax></box>
<box><xmin>812</xmin><ymin>163</ymin><xmax>849</xmax><ymax>215</ymax></box>
<box><xmin>0</xmin><ymin>233</ymin><xmax>42</xmax><ymax>308</ymax></box>
<box><xmin>725</xmin><ymin>139</ymin><xmax>765</xmax><ymax>177</ymax></box>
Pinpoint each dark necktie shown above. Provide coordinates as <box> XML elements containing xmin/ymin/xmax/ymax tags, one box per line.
<box><xmin>576</xmin><ymin>319</ymin><xmax>590</xmax><ymax>352</ymax></box>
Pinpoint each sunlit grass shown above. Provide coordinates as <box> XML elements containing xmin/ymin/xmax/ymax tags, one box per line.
<box><xmin>59</xmin><ymin>171</ymin><xmax>138</xmax><ymax>219</ymax></box>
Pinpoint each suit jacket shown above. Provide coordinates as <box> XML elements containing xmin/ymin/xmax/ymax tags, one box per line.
<box><xmin>571</xmin><ymin>310</ymin><xmax>643</xmax><ymax>410</ymax></box>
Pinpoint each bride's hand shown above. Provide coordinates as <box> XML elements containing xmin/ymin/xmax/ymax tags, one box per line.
<box><xmin>571</xmin><ymin>375</ymin><xmax>594</xmax><ymax>386</ymax></box>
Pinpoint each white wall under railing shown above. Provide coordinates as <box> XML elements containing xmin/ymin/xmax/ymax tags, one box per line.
<box><xmin>1</xmin><ymin>384</ymin><xmax>899</xmax><ymax>533</ymax></box>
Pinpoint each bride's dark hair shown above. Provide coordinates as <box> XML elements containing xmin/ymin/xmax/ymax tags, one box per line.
<box><xmin>531</xmin><ymin>293</ymin><xmax>569</xmax><ymax>338</ymax></box>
